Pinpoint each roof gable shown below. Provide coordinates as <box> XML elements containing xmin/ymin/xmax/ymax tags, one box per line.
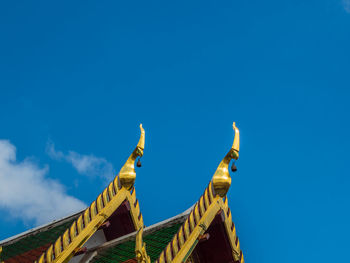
<box><xmin>1</xmin><ymin>125</ymin><xmax>146</xmax><ymax>263</ymax></box>
<box><xmin>153</xmin><ymin>123</ymin><xmax>244</xmax><ymax>263</ymax></box>
<box><xmin>153</xmin><ymin>183</ymin><xmax>244</xmax><ymax>263</ymax></box>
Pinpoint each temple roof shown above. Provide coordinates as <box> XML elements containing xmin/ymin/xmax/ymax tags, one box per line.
<box><xmin>0</xmin><ymin>122</ymin><xmax>245</xmax><ymax>263</ymax></box>
<box><xmin>81</xmin><ymin>208</ymin><xmax>192</xmax><ymax>263</ymax></box>
<box><xmin>0</xmin><ymin>211</ymin><xmax>83</xmax><ymax>262</ymax></box>
<box><xmin>0</xmin><ymin>207</ymin><xmax>191</xmax><ymax>263</ymax></box>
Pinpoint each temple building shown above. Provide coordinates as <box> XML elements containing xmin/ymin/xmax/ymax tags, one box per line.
<box><xmin>0</xmin><ymin>123</ymin><xmax>244</xmax><ymax>263</ymax></box>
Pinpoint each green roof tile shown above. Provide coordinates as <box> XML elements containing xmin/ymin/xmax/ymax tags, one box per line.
<box><xmin>91</xmin><ymin>223</ymin><xmax>182</xmax><ymax>263</ymax></box>
<box><xmin>0</xmin><ymin>218</ymin><xmax>77</xmax><ymax>261</ymax></box>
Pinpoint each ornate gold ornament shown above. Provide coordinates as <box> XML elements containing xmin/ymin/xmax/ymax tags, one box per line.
<box><xmin>212</xmin><ymin>122</ymin><xmax>240</xmax><ymax>197</ymax></box>
<box><xmin>119</xmin><ymin>124</ymin><xmax>145</xmax><ymax>190</ymax></box>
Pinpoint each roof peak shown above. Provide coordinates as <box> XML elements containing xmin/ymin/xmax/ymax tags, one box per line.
<box><xmin>212</xmin><ymin>122</ymin><xmax>240</xmax><ymax>197</ymax></box>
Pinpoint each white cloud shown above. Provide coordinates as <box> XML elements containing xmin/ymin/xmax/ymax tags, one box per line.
<box><xmin>0</xmin><ymin>140</ymin><xmax>86</xmax><ymax>225</ymax></box>
<box><xmin>46</xmin><ymin>141</ymin><xmax>114</xmax><ymax>182</ymax></box>
<box><xmin>343</xmin><ymin>0</ymin><xmax>350</xmax><ymax>13</ymax></box>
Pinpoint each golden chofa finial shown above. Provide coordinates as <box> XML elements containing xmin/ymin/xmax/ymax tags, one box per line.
<box><xmin>119</xmin><ymin>124</ymin><xmax>145</xmax><ymax>190</ymax></box>
<box><xmin>212</xmin><ymin>122</ymin><xmax>240</xmax><ymax>197</ymax></box>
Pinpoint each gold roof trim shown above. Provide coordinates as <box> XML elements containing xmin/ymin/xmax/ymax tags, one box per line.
<box><xmin>154</xmin><ymin>183</ymin><xmax>244</xmax><ymax>263</ymax></box>
<box><xmin>0</xmin><ymin>246</ymin><xmax>3</xmax><ymax>263</ymax></box>
<box><xmin>135</xmin><ymin>227</ymin><xmax>151</xmax><ymax>263</ymax></box>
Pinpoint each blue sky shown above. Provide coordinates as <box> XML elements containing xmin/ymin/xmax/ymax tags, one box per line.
<box><xmin>0</xmin><ymin>1</ymin><xmax>349</xmax><ymax>262</ymax></box>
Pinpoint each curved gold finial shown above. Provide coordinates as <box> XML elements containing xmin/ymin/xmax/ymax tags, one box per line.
<box><xmin>212</xmin><ymin>122</ymin><xmax>240</xmax><ymax>197</ymax></box>
<box><xmin>232</xmin><ymin>122</ymin><xmax>240</xmax><ymax>155</ymax></box>
<box><xmin>119</xmin><ymin>124</ymin><xmax>145</xmax><ymax>190</ymax></box>
<box><xmin>137</xmin><ymin>124</ymin><xmax>145</xmax><ymax>152</ymax></box>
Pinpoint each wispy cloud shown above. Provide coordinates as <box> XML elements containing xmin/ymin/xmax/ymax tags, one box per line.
<box><xmin>46</xmin><ymin>141</ymin><xmax>114</xmax><ymax>182</ymax></box>
<box><xmin>343</xmin><ymin>0</ymin><xmax>350</xmax><ymax>13</ymax></box>
<box><xmin>0</xmin><ymin>140</ymin><xmax>86</xmax><ymax>225</ymax></box>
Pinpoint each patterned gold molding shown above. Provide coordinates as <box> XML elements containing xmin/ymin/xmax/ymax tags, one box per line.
<box><xmin>34</xmin><ymin>125</ymin><xmax>145</xmax><ymax>263</ymax></box>
<box><xmin>154</xmin><ymin>183</ymin><xmax>244</xmax><ymax>263</ymax></box>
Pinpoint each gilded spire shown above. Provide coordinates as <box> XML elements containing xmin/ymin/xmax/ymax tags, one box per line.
<box><xmin>212</xmin><ymin>122</ymin><xmax>240</xmax><ymax>197</ymax></box>
<box><xmin>119</xmin><ymin>124</ymin><xmax>145</xmax><ymax>190</ymax></box>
